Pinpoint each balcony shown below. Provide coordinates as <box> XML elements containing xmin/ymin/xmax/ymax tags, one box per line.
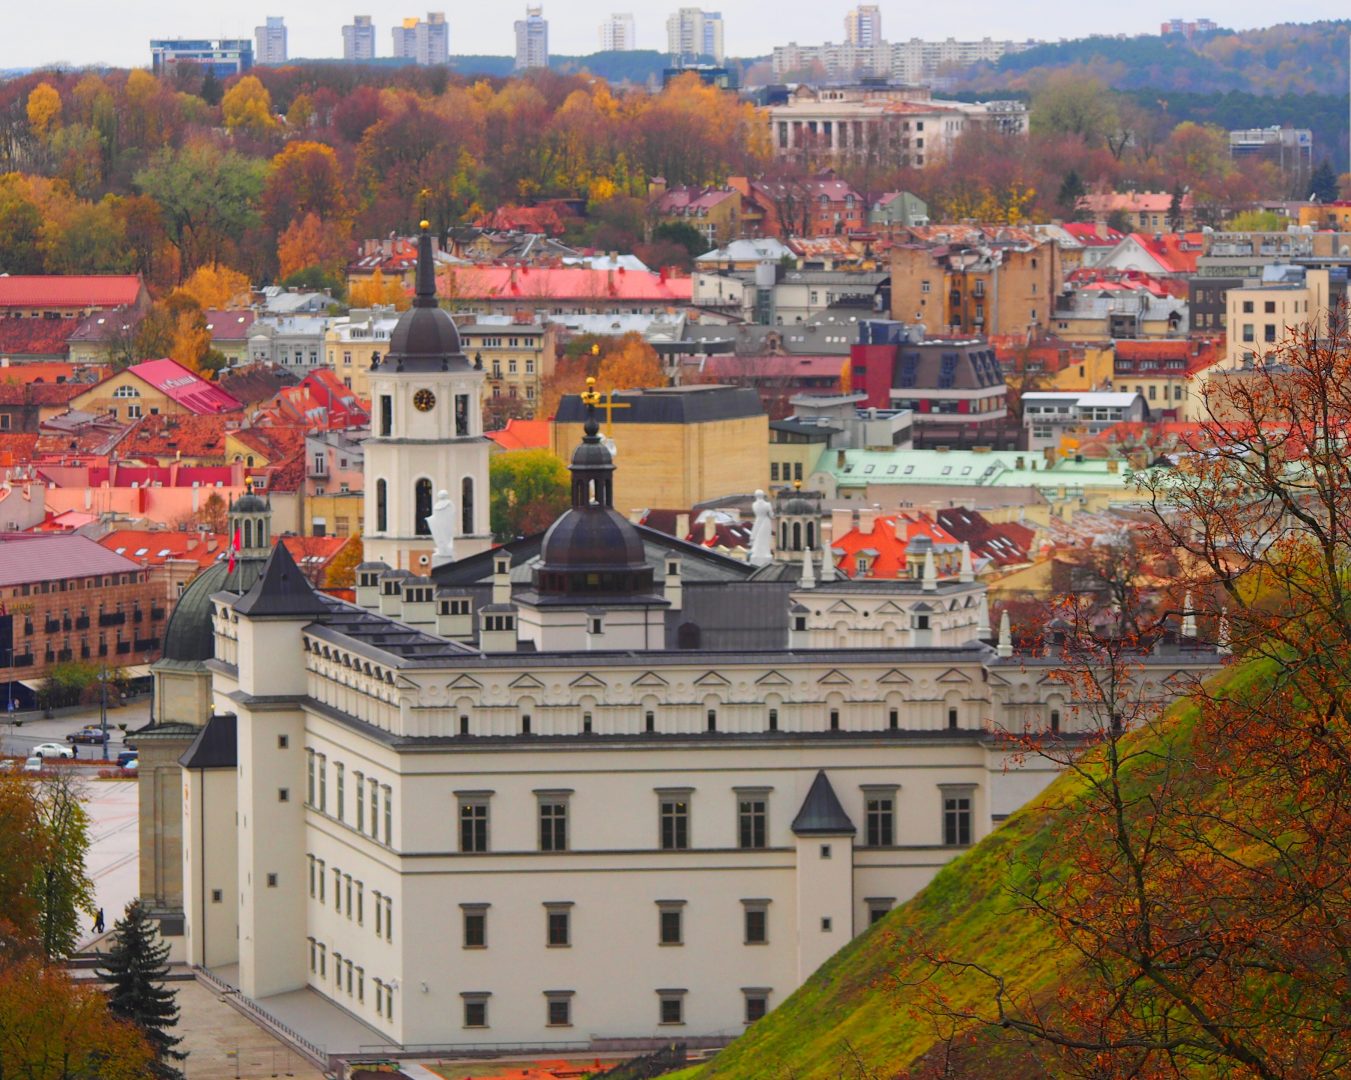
<box><xmin>134</xmin><ymin>638</ymin><xmax>159</xmax><ymax>652</ymax></box>
<box><xmin>99</xmin><ymin>612</ymin><xmax>125</xmax><ymax>627</ymax></box>
<box><xmin>44</xmin><ymin>619</ymin><xmax>60</xmax><ymax>633</ymax></box>
<box><xmin>57</xmin><ymin>649</ymin><xmax>73</xmax><ymax>662</ymax></box>
<box><xmin>133</xmin><ymin>610</ymin><xmax>144</xmax><ymax>624</ymax></box>
<box><xmin>150</xmin><ymin>607</ymin><xmax>166</xmax><ymax>621</ymax></box>
<box><xmin>75</xmin><ymin>616</ymin><xmax>90</xmax><ymax>630</ymax></box>
<box><xmin>11</xmin><ymin>653</ymin><xmax>32</xmax><ymax>667</ymax></box>
<box><xmin>116</xmin><ymin>641</ymin><xmax>131</xmax><ymax>655</ymax></box>
<box><xmin>307</xmin><ymin>459</ymin><xmax>329</xmax><ymax>478</ymax></box>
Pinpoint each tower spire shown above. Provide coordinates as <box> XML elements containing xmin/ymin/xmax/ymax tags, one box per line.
<box><xmin>413</xmin><ymin>219</ymin><xmax>438</xmax><ymax>309</ymax></box>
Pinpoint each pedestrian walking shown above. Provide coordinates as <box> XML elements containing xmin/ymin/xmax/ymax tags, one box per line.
<box><xmin>92</xmin><ymin>908</ymin><xmax>104</xmax><ymax>934</ymax></box>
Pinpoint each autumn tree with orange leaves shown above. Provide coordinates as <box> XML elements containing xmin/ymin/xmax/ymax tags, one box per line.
<box><xmin>906</xmin><ymin>308</ymin><xmax>1351</xmax><ymax>1079</ymax></box>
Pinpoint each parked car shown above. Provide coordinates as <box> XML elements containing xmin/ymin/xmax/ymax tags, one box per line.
<box><xmin>31</xmin><ymin>743</ymin><xmax>74</xmax><ymax>759</ymax></box>
<box><xmin>22</xmin><ymin>756</ymin><xmax>44</xmax><ymax>773</ymax></box>
<box><xmin>116</xmin><ymin>749</ymin><xmax>138</xmax><ymax>768</ymax></box>
<box><xmin>66</xmin><ymin>726</ymin><xmax>107</xmax><ymax>745</ymax></box>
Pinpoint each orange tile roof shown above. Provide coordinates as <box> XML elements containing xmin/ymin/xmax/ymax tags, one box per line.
<box><xmin>98</xmin><ymin>529</ymin><xmax>223</xmax><ymax>569</ymax></box>
<box><xmin>0</xmin><ymin>362</ymin><xmax>94</xmax><ymax>385</ymax></box>
<box><xmin>832</xmin><ymin>512</ymin><xmax>961</xmax><ymax>579</ymax></box>
<box><xmin>0</xmin><ymin>275</ymin><xmax>143</xmax><ymax>309</ymax></box>
<box><xmin>1124</xmin><ymin>232</ymin><xmax>1205</xmax><ymax>275</ymax></box>
<box><xmin>125</xmin><ymin>414</ymin><xmax>233</xmax><ymax>461</ymax></box>
<box><xmin>486</xmin><ymin>419</ymin><xmax>551</xmax><ymax>451</ymax></box>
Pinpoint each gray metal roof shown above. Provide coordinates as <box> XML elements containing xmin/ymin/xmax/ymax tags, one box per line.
<box><xmin>179</xmin><ymin>713</ymin><xmax>237</xmax><ymax>770</ymax></box>
<box><xmin>0</xmin><ymin>534</ymin><xmax>141</xmax><ymax>588</ymax></box>
<box><xmin>791</xmin><ymin>770</ymin><xmax>856</xmax><ymax>835</ymax></box>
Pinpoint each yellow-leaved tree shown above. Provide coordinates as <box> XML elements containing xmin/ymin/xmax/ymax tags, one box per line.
<box><xmin>221</xmin><ymin>75</ymin><xmax>278</xmax><ymax>137</ymax></box>
<box><xmin>26</xmin><ymin>82</ymin><xmax>62</xmax><ymax>138</ymax></box>
<box><xmin>178</xmin><ymin>263</ymin><xmax>252</xmax><ymax>309</ymax></box>
<box><xmin>348</xmin><ymin>268</ymin><xmax>410</xmax><ymax>311</ymax></box>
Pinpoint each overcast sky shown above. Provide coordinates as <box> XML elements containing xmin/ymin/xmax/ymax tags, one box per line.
<box><xmin>4</xmin><ymin>1</ymin><xmax>1347</xmax><ymax>71</ymax></box>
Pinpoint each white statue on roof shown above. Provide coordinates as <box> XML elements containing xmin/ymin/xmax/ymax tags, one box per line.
<box><xmin>426</xmin><ymin>489</ymin><xmax>456</xmax><ymax>568</ymax></box>
<box><xmin>749</xmin><ymin>489</ymin><xmax>774</xmax><ymax>567</ymax></box>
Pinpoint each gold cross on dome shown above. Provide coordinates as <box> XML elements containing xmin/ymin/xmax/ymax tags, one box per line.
<box><xmin>582</xmin><ymin>376</ymin><xmax>631</xmax><ymax>437</ymax></box>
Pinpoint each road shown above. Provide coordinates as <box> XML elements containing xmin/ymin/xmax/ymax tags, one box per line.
<box><xmin>1</xmin><ymin>698</ymin><xmax>149</xmax><ymax>760</ymax></box>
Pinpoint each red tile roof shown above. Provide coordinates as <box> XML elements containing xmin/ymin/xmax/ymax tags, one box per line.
<box><xmin>124</xmin><ymin>414</ymin><xmax>233</xmax><ymax>461</ymax></box>
<box><xmin>1123</xmin><ymin>232</ymin><xmax>1205</xmax><ymax>275</ymax></box>
<box><xmin>202</xmin><ymin>309</ymin><xmax>257</xmax><ymax>341</ymax></box>
<box><xmin>487</xmin><ymin>419</ymin><xmax>551</xmax><ymax>451</ymax></box>
<box><xmin>98</xmin><ymin>529</ymin><xmax>223</xmax><ymax>569</ymax></box>
<box><xmin>438</xmin><ymin>266</ymin><xmax>692</xmax><ymax>303</ymax></box>
<box><xmin>0</xmin><ymin>318</ymin><xmax>81</xmax><ymax>357</ymax></box>
<box><xmin>934</xmin><ymin>507</ymin><xmax>1035</xmax><ymax>568</ymax></box>
<box><xmin>832</xmin><ymin>512</ymin><xmax>961</xmax><ymax>579</ymax></box>
<box><xmin>0</xmin><ymin>275</ymin><xmax>144</xmax><ymax>309</ymax></box>
<box><xmin>1062</xmin><ymin>222</ymin><xmax>1125</xmax><ymax>247</ymax></box>
<box><xmin>474</xmin><ymin>205</ymin><xmax>566</xmax><ymax>236</ymax></box>
<box><xmin>0</xmin><ymin>381</ymin><xmax>85</xmax><ymax>406</ymax></box>
<box><xmin>126</xmin><ymin>359</ymin><xmax>243</xmax><ymax>414</ymax></box>
<box><xmin>0</xmin><ymin>362</ymin><xmax>95</xmax><ymax>384</ymax></box>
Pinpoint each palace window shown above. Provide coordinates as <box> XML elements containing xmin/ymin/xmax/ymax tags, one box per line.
<box><xmin>658</xmin><ymin>990</ymin><xmax>686</xmax><ymax>1026</ymax></box>
<box><xmin>737</xmin><ymin>793</ymin><xmax>768</xmax><ymax>850</ymax></box>
<box><xmin>659</xmin><ymin>794</ymin><xmax>690</xmax><ymax>850</ymax></box>
<box><xmin>462</xmin><ymin>904</ymin><xmax>488</xmax><ymax>948</ymax></box>
<box><xmin>546</xmin><ymin>991</ymin><xmax>573</xmax><ymax>1027</ymax></box>
<box><xmin>462</xmin><ymin>993</ymin><xmax>489</xmax><ymax>1028</ymax></box>
<box><xmin>744</xmin><ymin>990</ymin><xmax>769</xmax><ymax>1023</ymax></box>
<box><xmin>546</xmin><ymin>904</ymin><xmax>572</xmax><ymax>947</ymax></box>
<box><xmin>864</xmin><ymin>788</ymin><xmax>896</xmax><ymax>847</ymax></box>
<box><xmin>942</xmin><ymin>787</ymin><xmax>974</xmax><ymax>846</ymax></box>
<box><xmin>743</xmin><ymin>900</ymin><xmax>769</xmax><ymax>944</ymax></box>
<box><xmin>538</xmin><ymin>795</ymin><xmax>569</xmax><ymax>852</ymax></box>
<box><xmin>459</xmin><ymin>796</ymin><xmax>490</xmax><ymax>853</ymax></box>
<box><xmin>658</xmin><ymin>901</ymin><xmax>685</xmax><ymax>946</ymax></box>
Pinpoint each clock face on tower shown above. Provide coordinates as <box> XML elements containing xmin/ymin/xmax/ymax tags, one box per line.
<box><xmin>413</xmin><ymin>389</ymin><xmax>436</xmax><ymax>413</ymax></box>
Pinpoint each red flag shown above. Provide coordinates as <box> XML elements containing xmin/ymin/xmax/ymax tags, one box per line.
<box><xmin>227</xmin><ymin>527</ymin><xmax>241</xmax><ymax>572</ymax></box>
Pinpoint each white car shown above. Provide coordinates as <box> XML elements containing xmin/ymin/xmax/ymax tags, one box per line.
<box><xmin>31</xmin><ymin>743</ymin><xmax>74</xmax><ymax>759</ymax></box>
<box><xmin>22</xmin><ymin>757</ymin><xmax>44</xmax><ymax>773</ymax></box>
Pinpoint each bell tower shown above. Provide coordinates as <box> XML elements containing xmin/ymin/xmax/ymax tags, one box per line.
<box><xmin>363</xmin><ymin>222</ymin><xmax>492</xmax><ymax>570</ymax></box>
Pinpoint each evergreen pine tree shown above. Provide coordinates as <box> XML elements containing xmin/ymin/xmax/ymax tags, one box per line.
<box><xmin>199</xmin><ymin>68</ymin><xmax>222</xmax><ymax>107</ymax></box>
<box><xmin>1057</xmin><ymin>169</ymin><xmax>1086</xmax><ymax>218</ymax></box>
<box><xmin>98</xmin><ymin>901</ymin><xmax>186</xmax><ymax>1080</ymax></box>
<box><xmin>1167</xmin><ymin>183</ymin><xmax>1186</xmax><ymax>232</ymax></box>
<box><xmin>1310</xmin><ymin>159</ymin><xmax>1338</xmax><ymax>203</ymax></box>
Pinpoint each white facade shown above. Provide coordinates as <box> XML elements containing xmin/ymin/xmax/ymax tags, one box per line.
<box><xmin>600</xmin><ymin>12</ymin><xmax>636</xmax><ymax>51</ymax></box>
<box><xmin>667</xmin><ymin>7</ymin><xmax>723</xmax><ymax>63</ymax></box>
<box><xmin>844</xmin><ymin>5</ymin><xmax>881</xmax><ymax>47</ymax></box>
<box><xmin>514</xmin><ymin>6</ymin><xmax>549</xmax><ymax>70</ymax></box>
<box><xmin>186</xmin><ymin>545</ymin><xmax>1220</xmax><ymax>1047</ymax></box>
<box><xmin>393</xmin><ymin>13</ymin><xmax>449</xmax><ymax>65</ymax></box>
<box><xmin>254</xmin><ymin>17</ymin><xmax>287</xmax><ymax>65</ymax></box>
<box><xmin>343</xmin><ymin>16</ymin><xmax>376</xmax><ymax>61</ymax></box>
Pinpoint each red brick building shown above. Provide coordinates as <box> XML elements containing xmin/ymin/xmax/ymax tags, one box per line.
<box><xmin>0</xmin><ymin>534</ymin><xmax>167</xmax><ymax>701</ymax></box>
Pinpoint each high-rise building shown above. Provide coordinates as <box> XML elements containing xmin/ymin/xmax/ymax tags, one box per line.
<box><xmin>600</xmin><ymin>12</ymin><xmax>636</xmax><ymax>51</ymax></box>
<box><xmin>666</xmin><ymin>7</ymin><xmax>723</xmax><ymax>64</ymax></box>
<box><xmin>150</xmin><ymin>38</ymin><xmax>253</xmax><ymax>77</ymax></box>
<box><xmin>844</xmin><ymin>5</ymin><xmax>881</xmax><ymax>47</ymax></box>
<box><xmin>393</xmin><ymin>12</ymin><xmax>449</xmax><ymax>65</ymax></box>
<box><xmin>343</xmin><ymin>15</ymin><xmax>376</xmax><ymax>61</ymax></box>
<box><xmin>514</xmin><ymin>6</ymin><xmax>549</xmax><ymax>69</ymax></box>
<box><xmin>254</xmin><ymin>16</ymin><xmax>287</xmax><ymax>65</ymax></box>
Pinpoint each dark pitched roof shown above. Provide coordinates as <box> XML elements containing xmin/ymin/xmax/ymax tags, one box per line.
<box><xmin>791</xmin><ymin>770</ymin><xmax>856</xmax><ymax>835</ymax></box>
<box><xmin>234</xmin><ymin>542</ymin><xmax>329</xmax><ymax>617</ymax></box>
<box><xmin>554</xmin><ymin>385</ymin><xmax>765</xmax><ymax>426</ymax></box>
<box><xmin>179</xmin><ymin>713</ymin><xmax>237</xmax><ymax>769</ymax></box>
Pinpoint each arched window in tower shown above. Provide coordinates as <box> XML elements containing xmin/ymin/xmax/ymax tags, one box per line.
<box><xmin>792</xmin><ymin>522</ymin><xmax>801</xmax><ymax>550</ymax></box>
<box><xmin>256</xmin><ymin>516</ymin><xmax>267</xmax><ymax>548</ymax></box>
<box><xmin>461</xmin><ymin>477</ymin><xmax>474</xmax><ymax>535</ymax></box>
<box><xmin>414</xmin><ymin>479</ymin><xmax>433</xmax><ymax>537</ymax></box>
<box><xmin>376</xmin><ymin>480</ymin><xmax>388</xmax><ymax>532</ymax></box>
<box><xmin>243</xmin><ymin>519</ymin><xmax>253</xmax><ymax>550</ymax></box>
<box><xmin>806</xmin><ymin>522</ymin><xmax>815</xmax><ymax>549</ymax></box>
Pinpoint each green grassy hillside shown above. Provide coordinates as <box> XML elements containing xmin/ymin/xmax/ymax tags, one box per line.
<box><xmin>687</xmin><ymin>660</ymin><xmax>1269</xmax><ymax>1080</ymax></box>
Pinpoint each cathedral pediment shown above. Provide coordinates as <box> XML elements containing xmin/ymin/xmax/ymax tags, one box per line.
<box><xmin>693</xmin><ymin>671</ymin><xmax>731</xmax><ymax>687</ymax></box>
<box><xmin>570</xmin><ymin>672</ymin><xmax>608</xmax><ymax>689</ymax></box>
<box><xmin>509</xmin><ymin>673</ymin><xmax>545</xmax><ymax>689</ymax></box>
<box><xmin>447</xmin><ymin>674</ymin><xmax>483</xmax><ymax>690</ymax></box>
<box><xmin>756</xmin><ymin>670</ymin><xmax>792</xmax><ymax>686</ymax></box>
<box><xmin>935</xmin><ymin>668</ymin><xmax>972</xmax><ymax>684</ymax></box>
<box><xmin>631</xmin><ymin>671</ymin><xmax>670</xmax><ymax>687</ymax></box>
<box><xmin>817</xmin><ymin>669</ymin><xmax>853</xmax><ymax>686</ymax></box>
<box><xmin>877</xmin><ymin>668</ymin><xmax>913</xmax><ymax>685</ymax></box>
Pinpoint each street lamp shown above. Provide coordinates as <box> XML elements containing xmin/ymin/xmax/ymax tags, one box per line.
<box><xmin>98</xmin><ymin>665</ymin><xmax>110</xmax><ymax>759</ymax></box>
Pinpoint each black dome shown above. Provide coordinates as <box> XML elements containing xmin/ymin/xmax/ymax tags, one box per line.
<box><xmin>160</xmin><ymin>555</ymin><xmax>268</xmax><ymax>662</ymax></box>
<box><xmin>377</xmin><ymin>224</ymin><xmax>469</xmax><ymax>371</ymax></box>
<box><xmin>539</xmin><ymin>506</ymin><xmax>647</xmax><ymax>571</ymax></box>
<box><xmin>232</xmin><ymin>492</ymin><xmax>268</xmax><ymax>513</ymax></box>
<box><xmin>388</xmin><ymin>303</ymin><xmax>461</xmax><ymax>359</ymax></box>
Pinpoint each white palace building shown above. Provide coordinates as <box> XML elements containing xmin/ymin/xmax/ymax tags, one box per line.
<box><xmin>136</xmin><ymin>228</ymin><xmax>1223</xmax><ymax>1054</ymax></box>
